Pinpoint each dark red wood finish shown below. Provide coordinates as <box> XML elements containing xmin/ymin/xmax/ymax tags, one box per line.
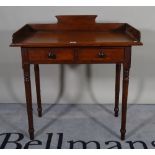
<box><xmin>21</xmin><ymin>48</ymin><xmax>34</xmax><ymax>140</ymax></box>
<box><xmin>11</xmin><ymin>15</ymin><xmax>142</xmax><ymax>140</ymax></box>
<box><xmin>121</xmin><ymin>47</ymin><xmax>131</xmax><ymax>140</ymax></box>
<box><xmin>114</xmin><ymin>63</ymin><xmax>121</xmax><ymax>117</ymax></box>
<box><xmin>34</xmin><ymin>64</ymin><xmax>42</xmax><ymax>117</ymax></box>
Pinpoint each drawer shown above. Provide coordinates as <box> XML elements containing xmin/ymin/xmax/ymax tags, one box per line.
<box><xmin>78</xmin><ymin>48</ymin><xmax>124</xmax><ymax>63</ymax></box>
<box><xmin>28</xmin><ymin>48</ymin><xmax>74</xmax><ymax>63</ymax></box>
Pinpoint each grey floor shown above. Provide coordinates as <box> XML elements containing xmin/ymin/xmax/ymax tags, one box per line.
<box><xmin>0</xmin><ymin>103</ymin><xmax>155</xmax><ymax>149</ymax></box>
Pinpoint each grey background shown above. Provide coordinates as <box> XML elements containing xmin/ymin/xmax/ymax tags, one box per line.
<box><xmin>0</xmin><ymin>6</ymin><xmax>154</xmax><ymax>104</ymax></box>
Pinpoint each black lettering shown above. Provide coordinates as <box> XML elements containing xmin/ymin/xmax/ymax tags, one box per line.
<box><xmin>151</xmin><ymin>141</ymin><xmax>155</xmax><ymax>147</ymax></box>
<box><xmin>105</xmin><ymin>141</ymin><xmax>122</xmax><ymax>149</ymax></box>
<box><xmin>0</xmin><ymin>133</ymin><xmax>23</xmax><ymax>149</ymax></box>
<box><xmin>126</xmin><ymin>140</ymin><xmax>148</xmax><ymax>149</ymax></box>
<box><xmin>24</xmin><ymin>140</ymin><xmax>42</xmax><ymax>149</ymax></box>
<box><xmin>68</xmin><ymin>140</ymin><xmax>100</xmax><ymax>149</ymax></box>
<box><xmin>57</xmin><ymin>133</ymin><xmax>63</xmax><ymax>149</ymax></box>
<box><xmin>46</xmin><ymin>133</ymin><xmax>53</xmax><ymax>149</ymax></box>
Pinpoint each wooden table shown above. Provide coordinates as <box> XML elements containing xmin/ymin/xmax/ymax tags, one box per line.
<box><xmin>10</xmin><ymin>15</ymin><xmax>143</xmax><ymax>140</ymax></box>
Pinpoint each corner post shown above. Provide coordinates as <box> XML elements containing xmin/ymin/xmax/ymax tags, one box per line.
<box><xmin>34</xmin><ymin>64</ymin><xmax>42</xmax><ymax>117</ymax></box>
<box><xmin>21</xmin><ymin>48</ymin><xmax>34</xmax><ymax>140</ymax></box>
<box><xmin>120</xmin><ymin>47</ymin><xmax>131</xmax><ymax>140</ymax></box>
<box><xmin>114</xmin><ymin>63</ymin><xmax>121</xmax><ymax>117</ymax></box>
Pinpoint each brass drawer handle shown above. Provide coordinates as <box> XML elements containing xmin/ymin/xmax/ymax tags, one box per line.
<box><xmin>98</xmin><ymin>51</ymin><xmax>106</xmax><ymax>58</ymax></box>
<box><xmin>48</xmin><ymin>52</ymin><xmax>56</xmax><ymax>59</ymax></box>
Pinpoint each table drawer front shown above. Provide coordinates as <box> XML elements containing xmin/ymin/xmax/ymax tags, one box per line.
<box><xmin>78</xmin><ymin>48</ymin><xmax>124</xmax><ymax>63</ymax></box>
<box><xmin>28</xmin><ymin>48</ymin><xmax>74</xmax><ymax>63</ymax></box>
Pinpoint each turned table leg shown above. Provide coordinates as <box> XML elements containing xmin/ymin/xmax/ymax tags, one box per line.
<box><xmin>114</xmin><ymin>64</ymin><xmax>121</xmax><ymax>117</ymax></box>
<box><xmin>34</xmin><ymin>64</ymin><xmax>42</xmax><ymax>117</ymax></box>
<box><xmin>120</xmin><ymin>47</ymin><xmax>131</xmax><ymax>140</ymax></box>
<box><xmin>23</xmin><ymin>64</ymin><xmax>34</xmax><ymax>140</ymax></box>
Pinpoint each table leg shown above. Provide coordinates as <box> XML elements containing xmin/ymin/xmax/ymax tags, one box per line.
<box><xmin>120</xmin><ymin>47</ymin><xmax>131</xmax><ymax>140</ymax></box>
<box><xmin>34</xmin><ymin>64</ymin><xmax>42</xmax><ymax>117</ymax></box>
<box><xmin>114</xmin><ymin>64</ymin><xmax>121</xmax><ymax>117</ymax></box>
<box><xmin>120</xmin><ymin>66</ymin><xmax>130</xmax><ymax>140</ymax></box>
<box><xmin>23</xmin><ymin>64</ymin><xmax>34</xmax><ymax>140</ymax></box>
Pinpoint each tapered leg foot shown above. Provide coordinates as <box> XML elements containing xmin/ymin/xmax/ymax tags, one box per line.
<box><xmin>38</xmin><ymin>109</ymin><xmax>42</xmax><ymax>117</ymax></box>
<box><xmin>30</xmin><ymin>132</ymin><xmax>34</xmax><ymax>140</ymax></box>
<box><xmin>114</xmin><ymin>107</ymin><xmax>119</xmax><ymax>117</ymax></box>
<box><xmin>120</xmin><ymin>129</ymin><xmax>126</xmax><ymax>140</ymax></box>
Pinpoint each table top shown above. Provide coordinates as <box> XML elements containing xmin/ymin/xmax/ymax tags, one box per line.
<box><xmin>11</xmin><ymin>15</ymin><xmax>143</xmax><ymax>47</ymax></box>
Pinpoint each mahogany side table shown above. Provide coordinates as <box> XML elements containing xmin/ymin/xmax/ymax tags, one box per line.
<box><xmin>10</xmin><ymin>15</ymin><xmax>143</xmax><ymax>140</ymax></box>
